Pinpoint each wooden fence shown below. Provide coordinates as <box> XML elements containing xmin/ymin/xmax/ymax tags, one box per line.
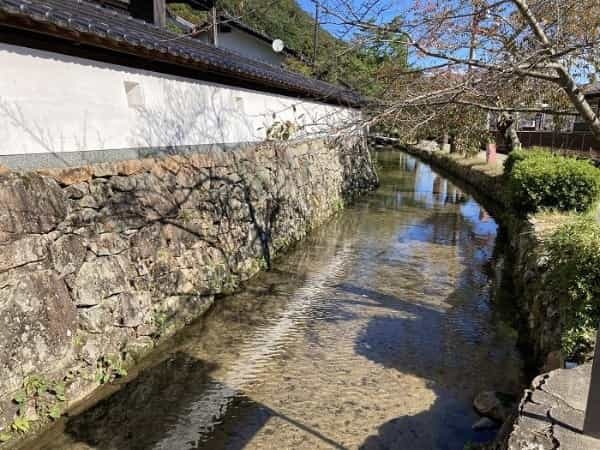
<box><xmin>495</xmin><ymin>131</ymin><xmax>600</xmax><ymax>160</ymax></box>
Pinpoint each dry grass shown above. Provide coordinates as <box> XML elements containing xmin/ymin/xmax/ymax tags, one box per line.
<box><xmin>530</xmin><ymin>211</ymin><xmax>578</xmax><ymax>240</ymax></box>
<box><xmin>446</xmin><ymin>151</ymin><xmax>506</xmax><ymax>177</ymax></box>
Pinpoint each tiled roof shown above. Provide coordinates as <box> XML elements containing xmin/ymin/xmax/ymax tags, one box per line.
<box><xmin>0</xmin><ymin>0</ymin><xmax>361</xmax><ymax>106</ymax></box>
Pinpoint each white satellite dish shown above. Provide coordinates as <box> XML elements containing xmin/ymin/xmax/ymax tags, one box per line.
<box><xmin>272</xmin><ymin>39</ymin><xmax>285</xmax><ymax>53</ymax></box>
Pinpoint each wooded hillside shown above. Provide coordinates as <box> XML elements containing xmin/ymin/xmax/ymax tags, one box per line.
<box><xmin>168</xmin><ymin>0</ymin><xmax>408</xmax><ymax>95</ymax></box>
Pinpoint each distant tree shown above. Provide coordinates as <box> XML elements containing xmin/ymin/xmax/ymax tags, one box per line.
<box><xmin>216</xmin><ymin>0</ymin><xmax>409</xmax><ymax>93</ymax></box>
<box><xmin>318</xmin><ymin>0</ymin><xmax>600</xmax><ymax>148</ymax></box>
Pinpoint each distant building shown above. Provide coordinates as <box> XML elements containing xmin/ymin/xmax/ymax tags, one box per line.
<box><xmin>488</xmin><ymin>81</ymin><xmax>600</xmax><ymax>155</ymax></box>
<box><xmin>65</xmin><ymin>0</ymin><xmax>301</xmax><ymax>66</ymax></box>
<box><xmin>0</xmin><ymin>0</ymin><xmax>361</xmax><ymax>170</ymax></box>
<box><xmin>489</xmin><ymin>82</ymin><xmax>600</xmax><ymax>135</ymax></box>
<box><xmin>168</xmin><ymin>9</ymin><xmax>299</xmax><ymax>66</ymax></box>
<box><xmin>573</xmin><ymin>82</ymin><xmax>600</xmax><ymax>133</ymax></box>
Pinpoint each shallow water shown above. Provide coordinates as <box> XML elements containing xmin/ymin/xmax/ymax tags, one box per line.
<box><xmin>29</xmin><ymin>151</ymin><xmax>524</xmax><ymax>450</ymax></box>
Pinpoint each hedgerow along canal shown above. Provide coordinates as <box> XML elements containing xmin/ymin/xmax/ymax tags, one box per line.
<box><xmin>27</xmin><ymin>151</ymin><xmax>524</xmax><ymax>450</ymax></box>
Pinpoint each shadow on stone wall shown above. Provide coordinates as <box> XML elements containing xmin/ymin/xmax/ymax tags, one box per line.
<box><xmin>0</xmin><ymin>137</ymin><xmax>378</xmax><ymax>445</ymax></box>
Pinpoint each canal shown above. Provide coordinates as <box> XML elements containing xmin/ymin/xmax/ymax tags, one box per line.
<box><xmin>28</xmin><ymin>151</ymin><xmax>524</xmax><ymax>450</ymax></box>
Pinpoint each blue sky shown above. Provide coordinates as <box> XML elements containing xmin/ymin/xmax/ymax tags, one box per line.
<box><xmin>296</xmin><ymin>0</ymin><xmax>342</xmax><ymax>37</ymax></box>
<box><xmin>295</xmin><ymin>0</ymin><xmax>423</xmax><ymax>64</ymax></box>
<box><xmin>295</xmin><ymin>0</ymin><xmax>410</xmax><ymax>41</ymax></box>
<box><xmin>296</xmin><ymin>0</ymin><xmax>314</xmax><ymax>15</ymax></box>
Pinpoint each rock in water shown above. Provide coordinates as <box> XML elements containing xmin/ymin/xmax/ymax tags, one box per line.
<box><xmin>472</xmin><ymin>417</ymin><xmax>498</xmax><ymax>431</ymax></box>
<box><xmin>474</xmin><ymin>391</ymin><xmax>513</xmax><ymax>422</ymax></box>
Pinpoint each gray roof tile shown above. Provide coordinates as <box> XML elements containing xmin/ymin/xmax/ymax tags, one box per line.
<box><xmin>0</xmin><ymin>0</ymin><xmax>361</xmax><ymax>106</ymax></box>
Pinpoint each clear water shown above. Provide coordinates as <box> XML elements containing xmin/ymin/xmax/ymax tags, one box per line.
<box><xmin>28</xmin><ymin>151</ymin><xmax>523</xmax><ymax>450</ymax></box>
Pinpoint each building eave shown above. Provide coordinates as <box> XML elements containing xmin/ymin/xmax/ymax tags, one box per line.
<box><xmin>0</xmin><ymin>0</ymin><xmax>363</xmax><ymax>108</ymax></box>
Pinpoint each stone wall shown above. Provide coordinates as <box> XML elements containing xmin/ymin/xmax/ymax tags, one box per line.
<box><xmin>0</xmin><ymin>137</ymin><xmax>378</xmax><ymax>442</ymax></box>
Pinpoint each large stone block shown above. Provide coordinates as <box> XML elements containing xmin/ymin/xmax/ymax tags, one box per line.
<box><xmin>0</xmin><ymin>235</ymin><xmax>49</xmax><ymax>272</ymax></box>
<box><xmin>0</xmin><ymin>270</ymin><xmax>77</xmax><ymax>394</ymax></box>
<box><xmin>72</xmin><ymin>258</ymin><xmax>129</xmax><ymax>306</ymax></box>
<box><xmin>89</xmin><ymin>232</ymin><xmax>129</xmax><ymax>256</ymax></box>
<box><xmin>38</xmin><ymin>166</ymin><xmax>93</xmax><ymax>186</ymax></box>
<box><xmin>115</xmin><ymin>292</ymin><xmax>152</xmax><ymax>328</ymax></box>
<box><xmin>0</xmin><ymin>173</ymin><xmax>66</xmax><ymax>243</ymax></box>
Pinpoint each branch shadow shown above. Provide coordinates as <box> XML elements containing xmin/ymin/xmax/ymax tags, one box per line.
<box><xmin>333</xmin><ymin>283</ymin><xmax>505</xmax><ymax>450</ymax></box>
<box><xmin>0</xmin><ymin>44</ymin><xmax>360</xmax><ymax>169</ymax></box>
<box><xmin>27</xmin><ymin>351</ymin><xmax>348</xmax><ymax>450</ymax></box>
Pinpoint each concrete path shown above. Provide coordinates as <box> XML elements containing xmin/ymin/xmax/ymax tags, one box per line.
<box><xmin>509</xmin><ymin>363</ymin><xmax>600</xmax><ymax>449</ymax></box>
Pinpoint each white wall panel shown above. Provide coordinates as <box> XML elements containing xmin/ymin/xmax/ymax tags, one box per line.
<box><xmin>0</xmin><ymin>43</ymin><xmax>359</xmax><ymax>157</ymax></box>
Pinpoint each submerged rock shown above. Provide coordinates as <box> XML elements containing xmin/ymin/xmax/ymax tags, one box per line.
<box><xmin>472</xmin><ymin>417</ymin><xmax>498</xmax><ymax>431</ymax></box>
<box><xmin>474</xmin><ymin>391</ymin><xmax>514</xmax><ymax>422</ymax></box>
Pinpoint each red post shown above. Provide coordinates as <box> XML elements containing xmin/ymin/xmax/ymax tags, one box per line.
<box><xmin>486</xmin><ymin>143</ymin><xmax>497</xmax><ymax>164</ymax></box>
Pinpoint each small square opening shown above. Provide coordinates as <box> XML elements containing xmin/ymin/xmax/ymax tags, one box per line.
<box><xmin>234</xmin><ymin>96</ymin><xmax>244</xmax><ymax>112</ymax></box>
<box><xmin>124</xmin><ymin>81</ymin><xmax>145</xmax><ymax>108</ymax></box>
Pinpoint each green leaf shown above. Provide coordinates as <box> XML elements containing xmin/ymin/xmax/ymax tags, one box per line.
<box><xmin>23</xmin><ymin>375</ymin><xmax>47</xmax><ymax>397</ymax></box>
<box><xmin>48</xmin><ymin>404</ymin><xmax>62</xmax><ymax>420</ymax></box>
<box><xmin>51</xmin><ymin>381</ymin><xmax>66</xmax><ymax>401</ymax></box>
<box><xmin>0</xmin><ymin>432</ymin><xmax>12</xmax><ymax>442</ymax></box>
<box><xmin>11</xmin><ymin>416</ymin><xmax>31</xmax><ymax>434</ymax></box>
<box><xmin>13</xmin><ymin>390</ymin><xmax>27</xmax><ymax>405</ymax></box>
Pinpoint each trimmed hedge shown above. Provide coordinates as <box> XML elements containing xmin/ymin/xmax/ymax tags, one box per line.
<box><xmin>547</xmin><ymin>217</ymin><xmax>600</xmax><ymax>358</ymax></box>
<box><xmin>503</xmin><ymin>148</ymin><xmax>553</xmax><ymax>175</ymax></box>
<box><xmin>507</xmin><ymin>149</ymin><xmax>600</xmax><ymax>213</ymax></box>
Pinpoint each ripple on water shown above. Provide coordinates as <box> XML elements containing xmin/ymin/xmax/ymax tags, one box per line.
<box><xmin>26</xmin><ymin>151</ymin><xmax>524</xmax><ymax>450</ymax></box>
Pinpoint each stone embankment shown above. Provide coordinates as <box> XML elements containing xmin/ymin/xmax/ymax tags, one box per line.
<box><xmin>0</xmin><ymin>137</ymin><xmax>378</xmax><ymax>444</ymax></box>
<box><xmin>395</xmin><ymin>142</ymin><xmax>596</xmax><ymax>450</ymax></box>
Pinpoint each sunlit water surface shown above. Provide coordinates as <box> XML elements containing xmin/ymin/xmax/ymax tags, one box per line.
<box><xmin>28</xmin><ymin>151</ymin><xmax>524</xmax><ymax>450</ymax></box>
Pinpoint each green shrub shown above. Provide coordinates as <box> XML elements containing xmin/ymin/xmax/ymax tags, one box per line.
<box><xmin>503</xmin><ymin>148</ymin><xmax>553</xmax><ymax>175</ymax></box>
<box><xmin>168</xmin><ymin>3</ymin><xmax>208</xmax><ymax>24</ymax></box>
<box><xmin>547</xmin><ymin>217</ymin><xmax>600</xmax><ymax>358</ymax></box>
<box><xmin>508</xmin><ymin>151</ymin><xmax>600</xmax><ymax>213</ymax></box>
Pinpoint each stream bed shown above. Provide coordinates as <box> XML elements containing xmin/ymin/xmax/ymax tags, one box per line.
<box><xmin>28</xmin><ymin>151</ymin><xmax>524</xmax><ymax>450</ymax></box>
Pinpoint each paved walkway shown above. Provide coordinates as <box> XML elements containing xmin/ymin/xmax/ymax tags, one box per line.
<box><xmin>508</xmin><ymin>363</ymin><xmax>600</xmax><ymax>449</ymax></box>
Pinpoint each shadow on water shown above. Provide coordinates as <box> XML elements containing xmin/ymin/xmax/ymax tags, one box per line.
<box><xmin>56</xmin><ymin>352</ymin><xmax>348</xmax><ymax>450</ymax></box>
<box><xmin>341</xmin><ymin>281</ymin><xmax>509</xmax><ymax>449</ymax></box>
<box><xmin>25</xmin><ymin>150</ymin><xmax>524</xmax><ymax>450</ymax></box>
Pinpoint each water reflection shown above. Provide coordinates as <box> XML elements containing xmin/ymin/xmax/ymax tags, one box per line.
<box><xmin>27</xmin><ymin>151</ymin><xmax>523</xmax><ymax>450</ymax></box>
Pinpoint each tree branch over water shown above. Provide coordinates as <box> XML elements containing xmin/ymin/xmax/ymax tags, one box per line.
<box><xmin>316</xmin><ymin>0</ymin><xmax>600</xmax><ymax>146</ymax></box>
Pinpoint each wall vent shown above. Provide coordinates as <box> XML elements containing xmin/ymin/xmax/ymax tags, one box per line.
<box><xmin>124</xmin><ymin>81</ymin><xmax>145</xmax><ymax>108</ymax></box>
<box><xmin>234</xmin><ymin>96</ymin><xmax>244</xmax><ymax>112</ymax></box>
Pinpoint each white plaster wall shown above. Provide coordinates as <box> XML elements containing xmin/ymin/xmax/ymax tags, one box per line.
<box><xmin>0</xmin><ymin>43</ymin><xmax>359</xmax><ymax>156</ymax></box>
